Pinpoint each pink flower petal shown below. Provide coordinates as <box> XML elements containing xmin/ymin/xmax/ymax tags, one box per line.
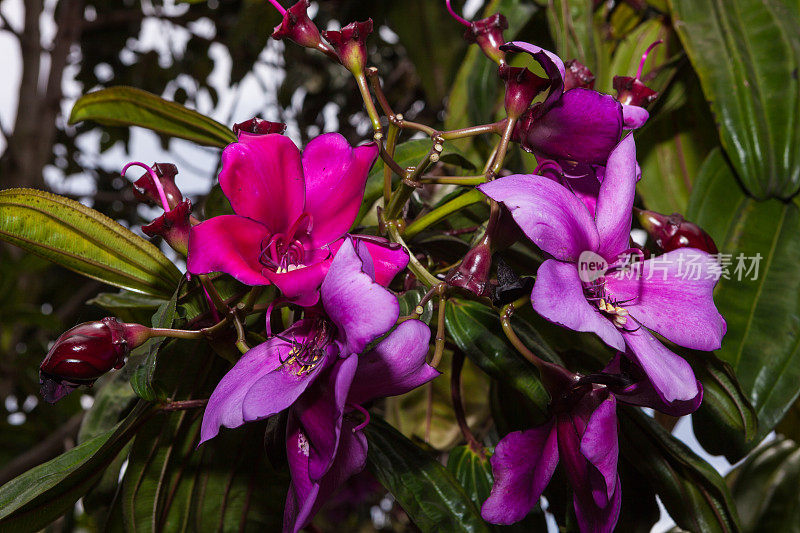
<box><xmin>187</xmin><ymin>215</ymin><xmax>271</xmax><ymax>285</ymax></box>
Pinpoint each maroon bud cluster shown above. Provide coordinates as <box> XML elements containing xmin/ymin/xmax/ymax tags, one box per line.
<box><xmin>233</xmin><ymin>117</ymin><xmax>287</xmax><ymax>137</ymax></box>
<box><xmin>323</xmin><ymin>19</ymin><xmax>374</xmax><ymax>74</ymax></box>
<box><xmin>142</xmin><ymin>198</ymin><xmax>193</xmax><ymax>256</ymax></box>
<box><xmin>613</xmin><ymin>76</ymin><xmax>658</xmax><ymax>107</ymax></box>
<box><xmin>464</xmin><ymin>13</ymin><xmax>508</xmax><ymax>64</ymax></box>
<box><xmin>498</xmin><ymin>64</ymin><xmax>548</xmax><ymax>119</ymax></box>
<box><xmin>564</xmin><ymin>60</ymin><xmax>595</xmax><ymax>90</ymax></box>
<box><xmin>39</xmin><ymin>318</ymin><xmax>149</xmax><ymax>403</ymax></box>
<box><xmin>637</xmin><ymin>209</ymin><xmax>718</xmax><ymax>254</ymax></box>
<box><xmin>133</xmin><ymin>163</ymin><xmax>182</xmax><ymax>210</ymax></box>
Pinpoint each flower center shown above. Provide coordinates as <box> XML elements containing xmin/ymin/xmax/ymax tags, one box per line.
<box><xmin>258</xmin><ymin>213</ymin><xmax>313</xmax><ymax>274</ymax></box>
<box><xmin>277</xmin><ymin>318</ymin><xmax>335</xmax><ymax>376</ymax></box>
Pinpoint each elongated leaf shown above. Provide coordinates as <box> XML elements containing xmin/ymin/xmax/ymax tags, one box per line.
<box><xmin>0</xmin><ymin>402</ymin><xmax>152</xmax><ymax>531</ymax></box>
<box><xmin>547</xmin><ymin>0</ymin><xmax>610</xmax><ymax>78</ymax></box>
<box><xmin>364</xmin><ymin>417</ymin><xmax>490</xmax><ymax>533</ymax></box>
<box><xmin>727</xmin><ymin>436</ymin><xmax>800</xmax><ymax>532</ymax></box>
<box><xmin>88</xmin><ymin>291</ymin><xmax>168</xmax><ymax>324</ymax></box>
<box><xmin>69</xmin><ymin>86</ymin><xmax>236</xmax><ymax>147</ymax></box>
<box><xmin>0</xmin><ymin>189</ymin><xmax>181</xmax><ymax>296</ymax></box>
<box><xmin>688</xmin><ymin>149</ymin><xmax>800</xmax><ymax>442</ymax></box>
<box><xmin>618</xmin><ymin>407</ymin><xmax>741</xmax><ymax>532</ymax></box>
<box><xmin>671</xmin><ymin>0</ymin><xmax>800</xmax><ymax>199</ymax></box>
<box><xmin>445</xmin><ymin>298</ymin><xmax>558</xmax><ymax>425</ymax></box>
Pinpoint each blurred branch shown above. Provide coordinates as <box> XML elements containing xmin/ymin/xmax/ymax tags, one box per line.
<box><xmin>0</xmin><ymin>413</ymin><xmax>83</xmax><ymax>486</ymax></box>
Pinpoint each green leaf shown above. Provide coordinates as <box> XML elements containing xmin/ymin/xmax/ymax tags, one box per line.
<box><xmin>547</xmin><ymin>0</ymin><xmax>610</xmax><ymax>78</ymax></box>
<box><xmin>0</xmin><ymin>402</ymin><xmax>152</xmax><ymax>531</ymax></box>
<box><xmin>618</xmin><ymin>407</ymin><xmax>741</xmax><ymax>533</ymax></box>
<box><xmin>398</xmin><ymin>288</ymin><xmax>435</xmax><ymax>324</ymax></box>
<box><xmin>726</xmin><ymin>436</ymin><xmax>800</xmax><ymax>532</ymax></box>
<box><xmin>69</xmin><ymin>86</ymin><xmax>236</xmax><ymax>148</ymax></box>
<box><xmin>670</xmin><ymin>0</ymin><xmax>800</xmax><ymax>199</ymax></box>
<box><xmin>87</xmin><ymin>290</ymin><xmax>169</xmax><ymax>324</ymax></box>
<box><xmin>688</xmin><ymin>149</ymin><xmax>800</xmax><ymax>442</ymax></box>
<box><xmin>445</xmin><ymin>298</ymin><xmax>558</xmax><ymax>425</ymax></box>
<box><xmin>364</xmin><ymin>417</ymin><xmax>490</xmax><ymax>533</ymax></box>
<box><xmin>355</xmin><ymin>139</ymin><xmax>476</xmax><ymax>225</ymax></box>
<box><xmin>600</xmin><ymin>18</ymin><xmax>672</xmax><ymax>94</ymax></box>
<box><xmin>0</xmin><ymin>189</ymin><xmax>181</xmax><ymax>296</ymax></box>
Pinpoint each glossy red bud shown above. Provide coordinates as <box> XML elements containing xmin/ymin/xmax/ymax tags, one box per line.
<box><xmin>613</xmin><ymin>76</ymin><xmax>658</xmax><ymax>107</ymax></box>
<box><xmin>323</xmin><ymin>19</ymin><xmax>373</xmax><ymax>74</ymax></box>
<box><xmin>464</xmin><ymin>13</ymin><xmax>508</xmax><ymax>64</ymax></box>
<box><xmin>142</xmin><ymin>198</ymin><xmax>193</xmax><ymax>256</ymax></box>
<box><xmin>272</xmin><ymin>0</ymin><xmax>324</xmax><ymax>50</ymax></box>
<box><xmin>637</xmin><ymin>209</ymin><xmax>718</xmax><ymax>254</ymax></box>
<box><xmin>444</xmin><ymin>241</ymin><xmax>494</xmax><ymax>299</ymax></box>
<box><xmin>498</xmin><ymin>64</ymin><xmax>548</xmax><ymax>119</ymax></box>
<box><xmin>233</xmin><ymin>117</ymin><xmax>287</xmax><ymax>137</ymax></box>
<box><xmin>39</xmin><ymin>318</ymin><xmax>149</xmax><ymax>403</ymax></box>
<box><xmin>564</xmin><ymin>59</ymin><xmax>595</xmax><ymax>90</ymax></box>
<box><xmin>133</xmin><ymin>163</ymin><xmax>182</xmax><ymax>210</ymax></box>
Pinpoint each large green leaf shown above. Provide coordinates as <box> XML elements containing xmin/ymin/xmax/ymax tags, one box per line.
<box><xmin>69</xmin><ymin>86</ymin><xmax>237</xmax><ymax>148</ymax></box>
<box><xmin>547</xmin><ymin>0</ymin><xmax>610</xmax><ymax>78</ymax></box>
<box><xmin>671</xmin><ymin>0</ymin><xmax>800</xmax><ymax>199</ymax></box>
<box><xmin>0</xmin><ymin>189</ymin><xmax>181</xmax><ymax>296</ymax></box>
<box><xmin>0</xmin><ymin>402</ymin><xmax>152</xmax><ymax>531</ymax></box>
<box><xmin>364</xmin><ymin>417</ymin><xmax>490</xmax><ymax>533</ymax></box>
<box><xmin>726</xmin><ymin>436</ymin><xmax>800</xmax><ymax>532</ymax></box>
<box><xmin>445</xmin><ymin>298</ymin><xmax>558</xmax><ymax>425</ymax></box>
<box><xmin>688</xmin><ymin>149</ymin><xmax>800</xmax><ymax>442</ymax></box>
<box><xmin>619</xmin><ymin>407</ymin><xmax>741</xmax><ymax>532</ymax></box>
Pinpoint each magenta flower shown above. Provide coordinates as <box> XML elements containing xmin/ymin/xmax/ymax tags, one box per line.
<box><xmin>482</xmin><ymin>386</ymin><xmax>620</xmax><ymax>532</ymax></box>
<box><xmin>199</xmin><ymin>239</ymin><xmax>439</xmax><ymax>533</ymax></box>
<box><xmin>479</xmin><ymin>135</ymin><xmax>726</xmax><ymax>412</ymax></box>
<box><xmin>188</xmin><ymin>132</ymin><xmax>406</xmax><ymax>306</ymax></box>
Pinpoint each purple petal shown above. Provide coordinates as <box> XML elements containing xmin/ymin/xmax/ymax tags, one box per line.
<box><xmin>284</xmin><ymin>415</ymin><xmax>368</xmax><ymax>533</ymax></box>
<box><xmin>302</xmin><ymin>134</ymin><xmax>379</xmax><ymax>248</ymax></box>
<box><xmin>594</xmin><ymin>135</ymin><xmax>637</xmax><ymax>260</ymax></box>
<box><xmin>622</xmin><ymin>104</ymin><xmax>649</xmax><ymax>130</ymax></box>
<box><xmin>321</xmin><ymin>238</ymin><xmax>399</xmax><ymax>355</ymax></box>
<box><xmin>351</xmin><ymin>236</ymin><xmax>409</xmax><ymax>287</ymax></box>
<box><xmin>580</xmin><ymin>393</ymin><xmax>618</xmax><ymax>506</ymax></box>
<box><xmin>573</xmin><ymin>474</ymin><xmax>622</xmax><ymax>533</ymax></box>
<box><xmin>479</xmin><ymin>174</ymin><xmax>599</xmax><ymax>262</ymax></box>
<box><xmin>218</xmin><ymin>134</ymin><xmax>305</xmax><ymax>232</ymax></box>
<box><xmin>187</xmin><ymin>215</ymin><xmax>271</xmax><ymax>285</ymax></box>
<box><xmin>200</xmin><ymin>324</ymin><xmax>314</xmax><ymax>444</ymax></box>
<box><xmin>294</xmin><ymin>353</ymin><xmax>358</xmax><ymax>481</ymax></box>
<box><xmin>347</xmin><ymin>319</ymin><xmax>439</xmax><ymax>405</ymax></box>
<box><xmin>481</xmin><ymin>422</ymin><xmax>559</xmax><ymax>525</ymax></box>
<box><xmin>501</xmin><ymin>42</ymin><xmax>565</xmax><ymax>110</ymax></box>
<box><xmin>240</xmin><ymin>325</ymin><xmax>337</xmax><ymax>423</ymax></box>
<box><xmin>522</xmin><ymin>89</ymin><xmax>623</xmax><ymax>165</ymax></box>
<box><xmin>603</xmin><ymin>353</ymin><xmax>703</xmax><ymax>416</ymax></box>
<box><xmin>622</xmin><ymin>328</ymin><xmax>701</xmax><ymax>404</ymax></box>
<box><xmin>605</xmin><ymin>248</ymin><xmax>727</xmax><ymax>351</ymax></box>
<box><xmin>532</xmin><ymin>259</ymin><xmax>625</xmax><ymax>351</ymax></box>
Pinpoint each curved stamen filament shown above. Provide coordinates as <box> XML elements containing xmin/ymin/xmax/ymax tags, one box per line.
<box><xmin>445</xmin><ymin>0</ymin><xmax>471</xmax><ymax>27</ymax></box>
<box><xmin>122</xmin><ymin>161</ymin><xmax>171</xmax><ymax>212</ymax></box>
<box><xmin>636</xmin><ymin>40</ymin><xmax>663</xmax><ymax>81</ymax></box>
<box><xmin>350</xmin><ymin>403</ymin><xmax>371</xmax><ymax>432</ymax></box>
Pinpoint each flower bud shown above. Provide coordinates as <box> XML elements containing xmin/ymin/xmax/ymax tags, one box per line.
<box><xmin>444</xmin><ymin>240</ymin><xmax>494</xmax><ymax>299</ymax></box>
<box><xmin>636</xmin><ymin>208</ymin><xmax>718</xmax><ymax>254</ymax></box>
<box><xmin>232</xmin><ymin>117</ymin><xmax>287</xmax><ymax>137</ymax></box>
<box><xmin>464</xmin><ymin>13</ymin><xmax>508</xmax><ymax>65</ymax></box>
<box><xmin>133</xmin><ymin>163</ymin><xmax>182</xmax><ymax>210</ymax></box>
<box><xmin>142</xmin><ymin>198</ymin><xmax>193</xmax><ymax>256</ymax></box>
<box><xmin>323</xmin><ymin>19</ymin><xmax>373</xmax><ymax>75</ymax></box>
<box><xmin>613</xmin><ymin>76</ymin><xmax>658</xmax><ymax>107</ymax></box>
<box><xmin>564</xmin><ymin>59</ymin><xmax>595</xmax><ymax>90</ymax></box>
<box><xmin>39</xmin><ymin>318</ymin><xmax>150</xmax><ymax>403</ymax></box>
<box><xmin>272</xmin><ymin>0</ymin><xmax>325</xmax><ymax>49</ymax></box>
<box><xmin>498</xmin><ymin>64</ymin><xmax>548</xmax><ymax>119</ymax></box>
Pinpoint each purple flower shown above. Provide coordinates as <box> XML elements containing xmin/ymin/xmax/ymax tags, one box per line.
<box><xmin>503</xmin><ymin>42</ymin><xmax>624</xmax><ymax>165</ymax></box>
<box><xmin>200</xmin><ymin>239</ymin><xmax>439</xmax><ymax>533</ymax></box>
<box><xmin>479</xmin><ymin>134</ymin><xmax>726</xmax><ymax>413</ymax></box>
<box><xmin>187</xmin><ymin>132</ymin><xmax>407</xmax><ymax>306</ymax></box>
<box><xmin>482</xmin><ymin>386</ymin><xmax>620</xmax><ymax>532</ymax></box>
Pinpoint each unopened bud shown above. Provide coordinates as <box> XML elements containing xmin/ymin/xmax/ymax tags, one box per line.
<box><xmin>613</xmin><ymin>76</ymin><xmax>658</xmax><ymax>107</ymax></box>
<box><xmin>39</xmin><ymin>318</ymin><xmax>150</xmax><ymax>403</ymax></box>
<box><xmin>323</xmin><ymin>19</ymin><xmax>373</xmax><ymax>75</ymax></box>
<box><xmin>142</xmin><ymin>198</ymin><xmax>193</xmax><ymax>256</ymax></box>
<box><xmin>232</xmin><ymin>117</ymin><xmax>287</xmax><ymax>137</ymax></box>
<box><xmin>444</xmin><ymin>241</ymin><xmax>493</xmax><ymax>299</ymax></box>
<box><xmin>498</xmin><ymin>64</ymin><xmax>548</xmax><ymax>119</ymax></box>
<box><xmin>464</xmin><ymin>13</ymin><xmax>508</xmax><ymax>65</ymax></box>
<box><xmin>133</xmin><ymin>163</ymin><xmax>182</xmax><ymax>210</ymax></box>
<box><xmin>637</xmin><ymin>209</ymin><xmax>718</xmax><ymax>254</ymax></box>
<box><xmin>564</xmin><ymin>60</ymin><xmax>595</xmax><ymax>90</ymax></box>
<box><xmin>272</xmin><ymin>0</ymin><xmax>325</xmax><ymax>51</ymax></box>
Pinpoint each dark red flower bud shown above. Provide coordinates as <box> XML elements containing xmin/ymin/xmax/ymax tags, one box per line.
<box><xmin>464</xmin><ymin>13</ymin><xmax>508</xmax><ymax>64</ymax></box>
<box><xmin>613</xmin><ymin>75</ymin><xmax>658</xmax><ymax>107</ymax></box>
<box><xmin>39</xmin><ymin>318</ymin><xmax>150</xmax><ymax>403</ymax></box>
<box><xmin>445</xmin><ymin>240</ymin><xmax>493</xmax><ymax>299</ymax></box>
<box><xmin>133</xmin><ymin>163</ymin><xmax>182</xmax><ymax>210</ymax></box>
<box><xmin>232</xmin><ymin>117</ymin><xmax>287</xmax><ymax>137</ymax></box>
<box><xmin>322</xmin><ymin>19</ymin><xmax>373</xmax><ymax>74</ymax></box>
<box><xmin>498</xmin><ymin>64</ymin><xmax>548</xmax><ymax>119</ymax></box>
<box><xmin>272</xmin><ymin>0</ymin><xmax>325</xmax><ymax>50</ymax></box>
<box><xmin>636</xmin><ymin>209</ymin><xmax>718</xmax><ymax>254</ymax></box>
<box><xmin>564</xmin><ymin>59</ymin><xmax>595</xmax><ymax>90</ymax></box>
<box><xmin>142</xmin><ymin>198</ymin><xmax>193</xmax><ymax>255</ymax></box>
